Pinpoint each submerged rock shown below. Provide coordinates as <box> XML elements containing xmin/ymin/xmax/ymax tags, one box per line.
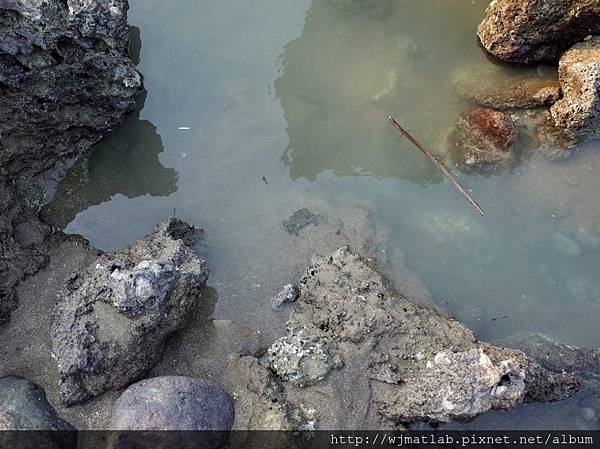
<box><xmin>504</xmin><ymin>333</ymin><xmax>600</xmax><ymax>375</ymax></box>
<box><xmin>453</xmin><ymin>66</ymin><xmax>561</xmax><ymax>110</ymax></box>
<box><xmin>0</xmin><ymin>376</ymin><xmax>74</xmax><ymax>430</ymax></box>
<box><xmin>477</xmin><ymin>0</ymin><xmax>600</xmax><ymax>63</ymax></box>
<box><xmin>0</xmin><ymin>0</ymin><xmax>142</xmax><ymax>324</ymax></box>
<box><xmin>272</xmin><ymin>247</ymin><xmax>579</xmax><ymax>424</ymax></box>
<box><xmin>110</xmin><ymin>376</ymin><xmax>234</xmax><ymax>431</ymax></box>
<box><xmin>283</xmin><ymin>208</ymin><xmax>319</xmax><ymax>236</ymax></box>
<box><xmin>551</xmin><ymin>37</ymin><xmax>600</xmax><ymax>144</ymax></box>
<box><xmin>448</xmin><ymin>108</ymin><xmax>517</xmax><ymax>172</ymax></box>
<box><xmin>51</xmin><ymin>218</ymin><xmax>209</xmax><ymax>405</ymax></box>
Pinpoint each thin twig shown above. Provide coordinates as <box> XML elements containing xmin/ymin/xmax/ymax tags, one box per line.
<box><xmin>388</xmin><ymin>116</ymin><xmax>485</xmax><ymax>217</ymax></box>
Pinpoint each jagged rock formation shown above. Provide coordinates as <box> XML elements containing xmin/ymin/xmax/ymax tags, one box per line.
<box><xmin>268</xmin><ymin>247</ymin><xmax>580</xmax><ymax>425</ymax></box>
<box><xmin>51</xmin><ymin>219</ymin><xmax>209</xmax><ymax>405</ymax></box>
<box><xmin>0</xmin><ymin>0</ymin><xmax>143</xmax><ymax>324</ymax></box>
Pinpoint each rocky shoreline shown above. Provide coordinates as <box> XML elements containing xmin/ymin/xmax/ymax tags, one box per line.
<box><xmin>1</xmin><ymin>0</ymin><xmax>599</xmax><ymax>435</ymax></box>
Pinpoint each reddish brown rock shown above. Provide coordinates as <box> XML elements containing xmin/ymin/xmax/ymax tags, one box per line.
<box><xmin>477</xmin><ymin>0</ymin><xmax>600</xmax><ymax>63</ymax></box>
<box><xmin>449</xmin><ymin>108</ymin><xmax>517</xmax><ymax>171</ymax></box>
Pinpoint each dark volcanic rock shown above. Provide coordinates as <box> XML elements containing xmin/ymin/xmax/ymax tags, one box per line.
<box><xmin>448</xmin><ymin>108</ymin><xmax>517</xmax><ymax>171</ymax></box>
<box><xmin>0</xmin><ymin>376</ymin><xmax>73</xmax><ymax>430</ymax></box>
<box><xmin>51</xmin><ymin>218</ymin><xmax>209</xmax><ymax>405</ymax></box>
<box><xmin>453</xmin><ymin>66</ymin><xmax>561</xmax><ymax>110</ymax></box>
<box><xmin>0</xmin><ymin>0</ymin><xmax>142</xmax><ymax>324</ymax></box>
<box><xmin>267</xmin><ymin>247</ymin><xmax>579</xmax><ymax>425</ymax></box>
<box><xmin>110</xmin><ymin>376</ymin><xmax>234</xmax><ymax>431</ymax></box>
<box><xmin>551</xmin><ymin>37</ymin><xmax>600</xmax><ymax>144</ymax></box>
<box><xmin>477</xmin><ymin>0</ymin><xmax>600</xmax><ymax>64</ymax></box>
<box><xmin>0</xmin><ymin>0</ymin><xmax>142</xmax><ymax>178</ymax></box>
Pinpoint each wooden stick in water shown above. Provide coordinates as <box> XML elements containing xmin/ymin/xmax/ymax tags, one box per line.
<box><xmin>388</xmin><ymin>116</ymin><xmax>485</xmax><ymax>217</ymax></box>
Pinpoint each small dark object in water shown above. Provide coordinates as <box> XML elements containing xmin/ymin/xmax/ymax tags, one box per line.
<box><xmin>271</xmin><ymin>284</ymin><xmax>301</xmax><ymax>311</ymax></box>
<box><xmin>262</xmin><ymin>176</ymin><xmax>268</xmax><ymax>185</ymax></box>
<box><xmin>491</xmin><ymin>315</ymin><xmax>510</xmax><ymax>322</ymax></box>
<box><xmin>283</xmin><ymin>208</ymin><xmax>318</xmax><ymax>236</ymax></box>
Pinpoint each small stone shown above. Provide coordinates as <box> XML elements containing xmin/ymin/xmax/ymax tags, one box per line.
<box><xmin>271</xmin><ymin>284</ymin><xmax>301</xmax><ymax>311</ymax></box>
<box><xmin>283</xmin><ymin>208</ymin><xmax>319</xmax><ymax>236</ymax></box>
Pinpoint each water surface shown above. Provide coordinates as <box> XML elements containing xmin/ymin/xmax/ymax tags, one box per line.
<box><xmin>46</xmin><ymin>0</ymin><xmax>600</xmax><ymax>429</ymax></box>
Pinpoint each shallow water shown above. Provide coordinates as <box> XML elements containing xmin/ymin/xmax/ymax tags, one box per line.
<box><xmin>45</xmin><ymin>0</ymin><xmax>600</xmax><ymax>429</ymax></box>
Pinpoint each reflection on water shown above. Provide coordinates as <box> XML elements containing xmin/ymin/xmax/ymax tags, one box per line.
<box><xmin>42</xmin><ymin>25</ymin><xmax>177</xmax><ymax>228</ymax></box>
<box><xmin>41</xmin><ymin>90</ymin><xmax>177</xmax><ymax>228</ymax></box>
<box><xmin>276</xmin><ymin>0</ymin><xmax>488</xmax><ymax>181</ymax></box>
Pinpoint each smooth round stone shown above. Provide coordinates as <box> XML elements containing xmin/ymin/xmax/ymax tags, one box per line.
<box><xmin>110</xmin><ymin>376</ymin><xmax>235</xmax><ymax>431</ymax></box>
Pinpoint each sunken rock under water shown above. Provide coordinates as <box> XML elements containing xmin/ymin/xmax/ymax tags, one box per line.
<box><xmin>268</xmin><ymin>247</ymin><xmax>580</xmax><ymax>424</ymax></box>
<box><xmin>448</xmin><ymin>108</ymin><xmax>517</xmax><ymax>172</ymax></box>
<box><xmin>453</xmin><ymin>66</ymin><xmax>561</xmax><ymax>110</ymax></box>
<box><xmin>51</xmin><ymin>218</ymin><xmax>209</xmax><ymax>405</ymax></box>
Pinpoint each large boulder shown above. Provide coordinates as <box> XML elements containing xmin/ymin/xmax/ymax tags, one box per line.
<box><xmin>267</xmin><ymin>247</ymin><xmax>579</xmax><ymax>425</ymax></box>
<box><xmin>477</xmin><ymin>0</ymin><xmax>600</xmax><ymax>63</ymax></box>
<box><xmin>551</xmin><ymin>37</ymin><xmax>600</xmax><ymax>144</ymax></box>
<box><xmin>0</xmin><ymin>0</ymin><xmax>142</xmax><ymax>324</ymax></box>
<box><xmin>51</xmin><ymin>218</ymin><xmax>209</xmax><ymax>405</ymax></box>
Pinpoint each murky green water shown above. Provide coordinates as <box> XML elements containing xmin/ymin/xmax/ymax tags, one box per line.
<box><xmin>44</xmin><ymin>0</ymin><xmax>600</xmax><ymax>429</ymax></box>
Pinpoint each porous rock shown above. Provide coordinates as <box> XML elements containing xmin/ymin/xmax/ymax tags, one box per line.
<box><xmin>477</xmin><ymin>0</ymin><xmax>600</xmax><ymax>63</ymax></box>
<box><xmin>551</xmin><ymin>37</ymin><xmax>600</xmax><ymax>144</ymax></box>
<box><xmin>269</xmin><ymin>247</ymin><xmax>580</xmax><ymax>424</ymax></box>
<box><xmin>0</xmin><ymin>0</ymin><xmax>142</xmax><ymax>324</ymax></box>
<box><xmin>51</xmin><ymin>218</ymin><xmax>209</xmax><ymax>405</ymax></box>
